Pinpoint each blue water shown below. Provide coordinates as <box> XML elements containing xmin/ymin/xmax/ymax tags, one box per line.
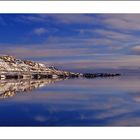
<box><xmin>0</xmin><ymin>75</ymin><xmax>140</xmax><ymax>126</ymax></box>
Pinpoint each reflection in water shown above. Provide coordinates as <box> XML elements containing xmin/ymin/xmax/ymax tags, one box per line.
<box><xmin>0</xmin><ymin>78</ymin><xmax>65</xmax><ymax>99</ymax></box>
<box><xmin>1</xmin><ymin>75</ymin><xmax>140</xmax><ymax>126</ymax></box>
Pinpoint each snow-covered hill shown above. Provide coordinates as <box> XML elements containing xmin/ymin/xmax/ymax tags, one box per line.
<box><xmin>0</xmin><ymin>55</ymin><xmax>79</xmax><ymax>77</ymax></box>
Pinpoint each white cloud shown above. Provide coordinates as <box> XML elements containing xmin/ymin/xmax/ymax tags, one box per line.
<box><xmin>33</xmin><ymin>27</ymin><xmax>48</xmax><ymax>35</ymax></box>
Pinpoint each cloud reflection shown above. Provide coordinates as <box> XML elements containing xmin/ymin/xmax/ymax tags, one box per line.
<box><xmin>0</xmin><ymin>76</ymin><xmax>140</xmax><ymax>126</ymax></box>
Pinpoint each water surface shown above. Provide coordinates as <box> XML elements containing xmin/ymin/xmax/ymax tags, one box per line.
<box><xmin>0</xmin><ymin>74</ymin><xmax>140</xmax><ymax>126</ymax></box>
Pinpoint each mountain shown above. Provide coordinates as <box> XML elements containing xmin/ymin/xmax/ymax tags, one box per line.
<box><xmin>0</xmin><ymin>55</ymin><xmax>120</xmax><ymax>79</ymax></box>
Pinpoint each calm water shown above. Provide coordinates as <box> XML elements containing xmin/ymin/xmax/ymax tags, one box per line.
<box><xmin>0</xmin><ymin>74</ymin><xmax>140</xmax><ymax>126</ymax></box>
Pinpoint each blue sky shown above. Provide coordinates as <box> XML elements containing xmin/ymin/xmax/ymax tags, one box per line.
<box><xmin>1</xmin><ymin>14</ymin><xmax>140</xmax><ymax>71</ymax></box>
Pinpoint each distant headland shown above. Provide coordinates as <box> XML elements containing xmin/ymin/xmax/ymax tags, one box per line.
<box><xmin>0</xmin><ymin>55</ymin><xmax>120</xmax><ymax>80</ymax></box>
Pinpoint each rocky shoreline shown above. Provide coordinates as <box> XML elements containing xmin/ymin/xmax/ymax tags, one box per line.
<box><xmin>0</xmin><ymin>72</ymin><xmax>120</xmax><ymax>80</ymax></box>
<box><xmin>0</xmin><ymin>55</ymin><xmax>121</xmax><ymax>80</ymax></box>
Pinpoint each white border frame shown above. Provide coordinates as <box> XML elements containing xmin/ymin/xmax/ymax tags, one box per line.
<box><xmin>0</xmin><ymin>127</ymin><xmax>139</xmax><ymax>139</ymax></box>
<box><xmin>0</xmin><ymin>1</ymin><xmax>139</xmax><ymax>13</ymax></box>
<box><xmin>0</xmin><ymin>1</ymin><xmax>139</xmax><ymax>139</ymax></box>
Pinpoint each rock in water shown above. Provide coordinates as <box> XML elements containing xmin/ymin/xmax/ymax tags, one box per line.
<box><xmin>0</xmin><ymin>55</ymin><xmax>120</xmax><ymax>79</ymax></box>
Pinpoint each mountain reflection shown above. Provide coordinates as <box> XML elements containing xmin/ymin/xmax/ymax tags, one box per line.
<box><xmin>0</xmin><ymin>78</ymin><xmax>65</xmax><ymax>99</ymax></box>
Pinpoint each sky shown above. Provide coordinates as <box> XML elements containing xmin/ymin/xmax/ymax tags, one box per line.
<box><xmin>1</xmin><ymin>14</ymin><xmax>140</xmax><ymax>72</ymax></box>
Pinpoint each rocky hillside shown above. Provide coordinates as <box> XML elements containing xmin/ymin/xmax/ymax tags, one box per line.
<box><xmin>0</xmin><ymin>55</ymin><xmax>47</xmax><ymax>72</ymax></box>
<box><xmin>0</xmin><ymin>55</ymin><xmax>79</xmax><ymax>77</ymax></box>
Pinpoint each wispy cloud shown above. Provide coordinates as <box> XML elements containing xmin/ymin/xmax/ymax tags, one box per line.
<box><xmin>99</xmin><ymin>14</ymin><xmax>140</xmax><ymax>31</ymax></box>
<box><xmin>130</xmin><ymin>45</ymin><xmax>140</xmax><ymax>55</ymax></box>
<box><xmin>16</xmin><ymin>14</ymin><xmax>140</xmax><ymax>31</ymax></box>
<box><xmin>0</xmin><ymin>14</ymin><xmax>140</xmax><ymax>70</ymax></box>
<box><xmin>94</xmin><ymin>29</ymin><xmax>134</xmax><ymax>41</ymax></box>
<box><xmin>18</xmin><ymin>14</ymin><xmax>96</xmax><ymax>24</ymax></box>
<box><xmin>0</xmin><ymin>44</ymin><xmax>90</xmax><ymax>58</ymax></box>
